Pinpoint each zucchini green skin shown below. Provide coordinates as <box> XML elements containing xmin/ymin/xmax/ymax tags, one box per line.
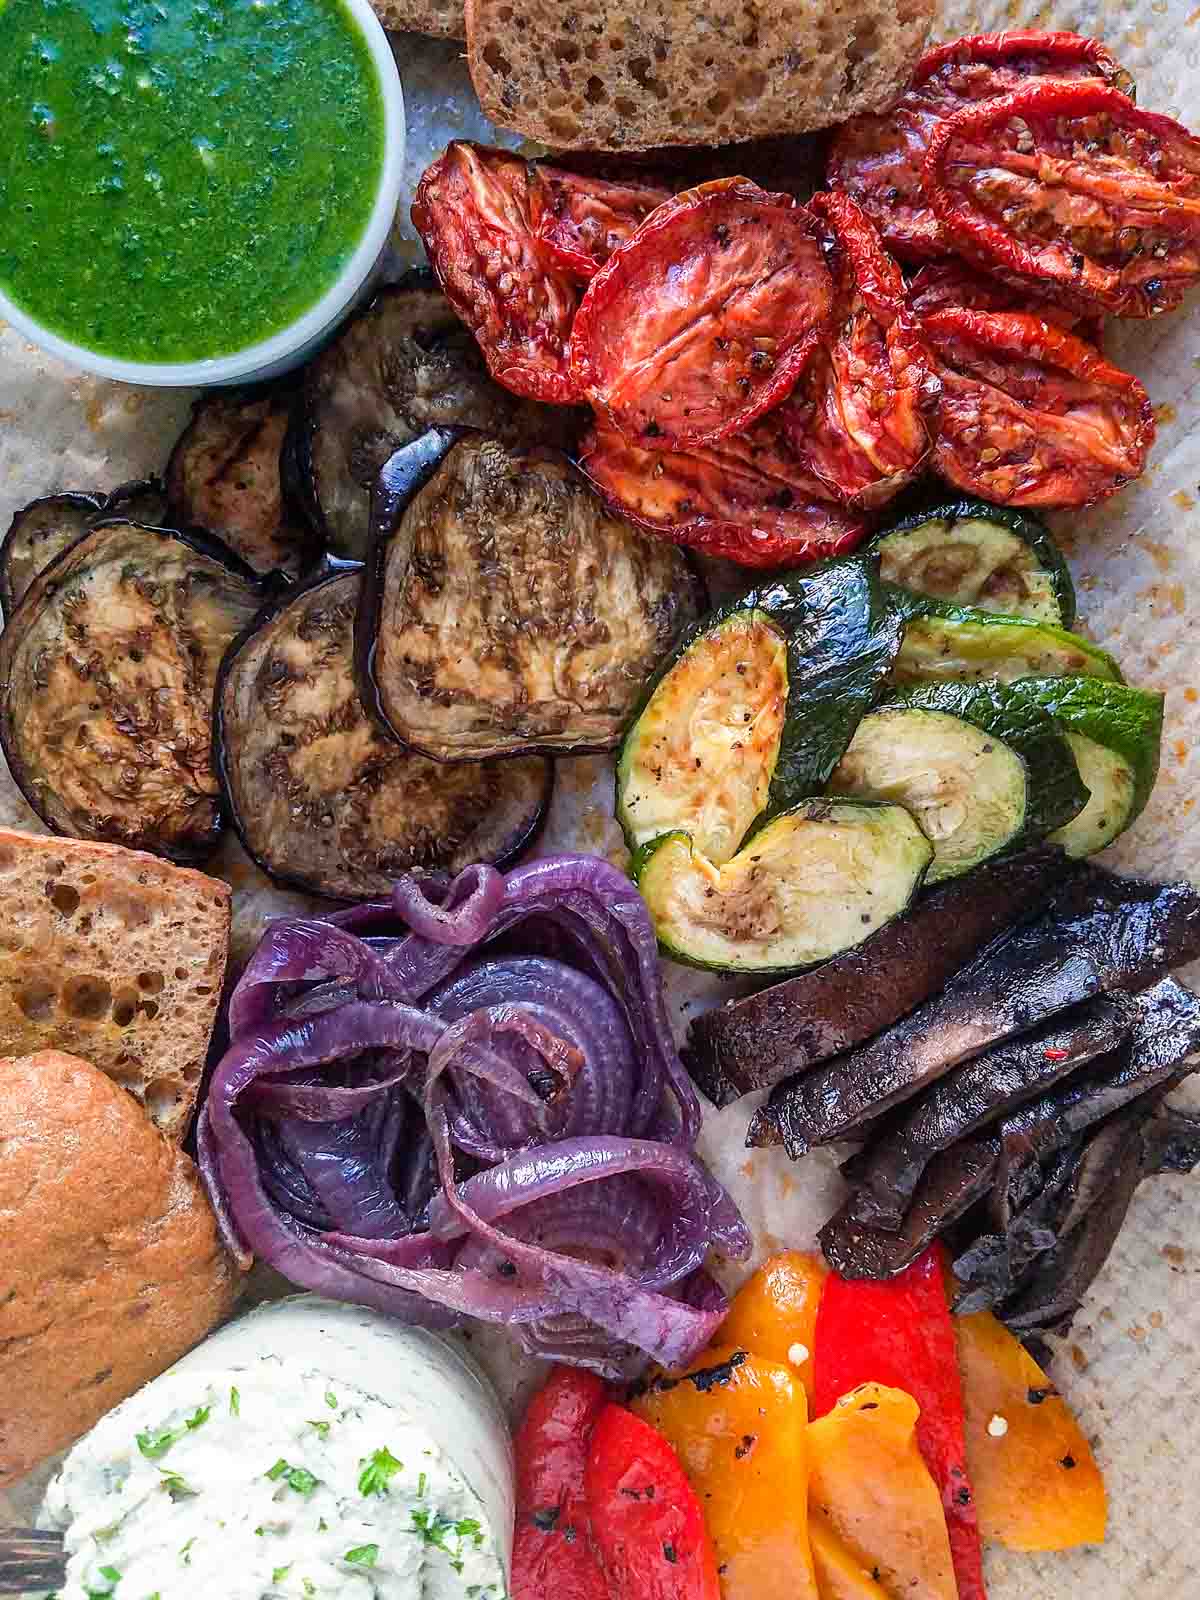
<box><xmin>884</xmin><ymin>585</ymin><xmax>1124</xmax><ymax>685</ymax></box>
<box><xmin>881</xmin><ymin>680</ymin><xmax>1090</xmax><ymax>845</ymax></box>
<box><xmin>870</xmin><ymin>496</ymin><xmax>1076</xmax><ymax>628</ymax></box>
<box><xmin>1003</xmin><ymin>677</ymin><xmax>1164</xmax><ymax>828</ymax></box>
<box><xmin>614</xmin><ymin>555</ymin><xmax>903</xmax><ymax>855</ymax></box>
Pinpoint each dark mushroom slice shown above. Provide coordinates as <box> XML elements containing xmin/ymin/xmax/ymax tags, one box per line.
<box><xmin>104</xmin><ymin>476</ymin><xmax>170</xmax><ymax>529</ymax></box>
<box><xmin>215</xmin><ymin>567</ymin><xmax>553</xmax><ymax>900</ymax></box>
<box><xmin>166</xmin><ymin>389</ymin><xmax>319</xmax><ymax>578</ymax></box>
<box><xmin>688</xmin><ymin>847</ymin><xmax>1072</xmax><ymax>1109</ymax></box>
<box><xmin>754</xmin><ymin>866</ymin><xmax>1200</xmax><ymax>1157</ymax></box>
<box><xmin>847</xmin><ymin>994</ymin><xmax>1136</xmax><ymax>1231</ymax></box>
<box><xmin>291</xmin><ymin>273</ymin><xmax>584</xmax><ymax>559</ymax></box>
<box><xmin>359</xmin><ymin>434</ymin><xmax>707</xmax><ymax>760</ymax></box>
<box><xmin>820</xmin><ymin>1135</ymin><xmax>1001</xmax><ymax>1280</ymax></box>
<box><xmin>1142</xmin><ymin>1106</ymin><xmax>1200</xmax><ymax>1174</ymax></box>
<box><xmin>0</xmin><ymin>521</ymin><xmax>262</xmax><ymax>862</ymax></box>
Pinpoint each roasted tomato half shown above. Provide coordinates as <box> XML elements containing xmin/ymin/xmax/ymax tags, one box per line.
<box><xmin>578</xmin><ymin>417</ymin><xmax>870</xmax><ymax>569</ymax></box>
<box><xmin>776</xmin><ymin>192</ymin><xmax>938</xmax><ymax>511</ymax></box>
<box><xmin>569</xmin><ymin>177</ymin><xmax>833</xmax><ymax>450</ymax></box>
<box><xmin>528</xmin><ymin>165</ymin><xmax>675</xmax><ymax>281</ymax></box>
<box><xmin>923</xmin><ymin>81</ymin><xmax>1200</xmax><ymax>319</ymax></box>
<box><xmin>827</xmin><ymin>30</ymin><xmax>1133</xmax><ymax>261</ymax></box>
<box><xmin>907</xmin><ymin>260</ymin><xmax>1106</xmax><ymax>346</ymax></box>
<box><xmin>412</xmin><ymin>142</ymin><xmax>581</xmax><ymax>403</ymax></box>
<box><xmin>920</xmin><ymin>308</ymin><xmax>1154</xmax><ymax>507</ymax></box>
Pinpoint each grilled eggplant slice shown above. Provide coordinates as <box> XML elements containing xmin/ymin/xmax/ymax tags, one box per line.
<box><xmin>754</xmin><ymin>866</ymin><xmax>1200</xmax><ymax>1155</ymax></box>
<box><xmin>635</xmin><ymin>800</ymin><xmax>933</xmax><ymax>974</ymax></box>
<box><xmin>216</xmin><ymin>568</ymin><xmax>552</xmax><ymax>899</ymax></box>
<box><xmin>0</xmin><ymin>521</ymin><xmax>261</xmax><ymax>861</ymax></box>
<box><xmin>886</xmin><ymin>593</ymin><xmax>1123</xmax><ymax>688</ymax></box>
<box><xmin>166</xmin><ymin>389</ymin><xmax>319</xmax><ymax>578</ymax></box>
<box><xmin>360</xmin><ymin>433</ymin><xmax>705</xmax><ymax>760</ymax></box>
<box><xmin>870</xmin><ymin>499</ymin><xmax>1076</xmax><ymax>627</ymax></box>
<box><xmin>292</xmin><ymin>275</ymin><xmax>583</xmax><ymax>559</ymax></box>
<box><xmin>687</xmin><ymin>847</ymin><xmax>1073</xmax><ymax>1108</ymax></box>
<box><xmin>0</xmin><ymin>478</ymin><xmax>168</xmax><ymax>617</ymax></box>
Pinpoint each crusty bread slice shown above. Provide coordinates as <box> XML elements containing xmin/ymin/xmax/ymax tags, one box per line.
<box><xmin>466</xmin><ymin>0</ymin><xmax>933</xmax><ymax>151</ymax></box>
<box><xmin>0</xmin><ymin>828</ymin><xmax>230</xmax><ymax>1140</ymax></box>
<box><xmin>371</xmin><ymin>0</ymin><xmax>465</xmax><ymax>36</ymax></box>
<box><xmin>0</xmin><ymin>1051</ymin><xmax>240</xmax><ymax>1485</ymax></box>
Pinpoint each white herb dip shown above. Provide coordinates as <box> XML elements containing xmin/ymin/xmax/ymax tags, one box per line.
<box><xmin>41</xmin><ymin>1296</ymin><xmax>514</xmax><ymax>1600</ymax></box>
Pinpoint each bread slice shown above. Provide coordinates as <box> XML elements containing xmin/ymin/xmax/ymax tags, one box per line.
<box><xmin>371</xmin><ymin>0</ymin><xmax>465</xmax><ymax>36</ymax></box>
<box><xmin>0</xmin><ymin>827</ymin><xmax>231</xmax><ymax>1140</ymax></box>
<box><xmin>0</xmin><ymin>1051</ymin><xmax>241</xmax><ymax>1485</ymax></box>
<box><xmin>466</xmin><ymin>0</ymin><xmax>934</xmax><ymax>151</ymax></box>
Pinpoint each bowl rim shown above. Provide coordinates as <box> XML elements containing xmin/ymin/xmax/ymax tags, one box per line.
<box><xmin>0</xmin><ymin>0</ymin><xmax>406</xmax><ymax>389</ymax></box>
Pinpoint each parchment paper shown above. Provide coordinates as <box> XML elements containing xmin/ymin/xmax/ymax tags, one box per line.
<box><xmin>2</xmin><ymin>10</ymin><xmax>1200</xmax><ymax>1595</ymax></box>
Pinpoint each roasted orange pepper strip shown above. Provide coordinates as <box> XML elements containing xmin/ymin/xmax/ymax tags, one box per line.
<box><xmin>716</xmin><ymin>1251</ymin><xmax>828</xmax><ymax>1406</ymax></box>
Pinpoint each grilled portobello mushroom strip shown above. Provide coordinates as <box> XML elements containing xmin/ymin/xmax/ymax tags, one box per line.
<box><xmin>0</xmin><ymin>478</ymin><xmax>167</xmax><ymax>617</ymax></box>
<box><xmin>0</xmin><ymin>520</ymin><xmax>261</xmax><ymax>862</ymax></box>
<box><xmin>166</xmin><ymin>388</ymin><xmax>320</xmax><ymax>578</ymax></box>
<box><xmin>289</xmin><ymin>273</ymin><xmax>583</xmax><ymax>560</ymax></box>
<box><xmin>358</xmin><ymin>432</ymin><xmax>706</xmax><ymax>760</ymax></box>
<box><xmin>686</xmin><ymin>847</ymin><xmax>1072</xmax><ymax>1109</ymax></box>
<box><xmin>216</xmin><ymin>567</ymin><xmax>553</xmax><ymax>900</ymax></box>
<box><xmin>753</xmin><ymin>866</ymin><xmax>1200</xmax><ymax>1156</ymax></box>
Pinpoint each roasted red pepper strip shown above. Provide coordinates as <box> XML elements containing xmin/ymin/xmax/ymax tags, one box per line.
<box><xmin>923</xmin><ymin>80</ymin><xmax>1200</xmax><ymax>319</ymax></box>
<box><xmin>907</xmin><ymin>260</ymin><xmax>1106</xmax><ymax>347</ymax></box>
<box><xmin>777</xmin><ymin>192</ymin><xmax>938</xmax><ymax>510</ymax></box>
<box><xmin>578</xmin><ymin>420</ymin><xmax>870</xmax><ymax>569</ymax></box>
<box><xmin>813</xmin><ymin>1246</ymin><xmax>987</xmax><ymax>1600</ymax></box>
<box><xmin>529</xmin><ymin>164</ymin><xmax>675</xmax><ymax>282</ymax></box>
<box><xmin>827</xmin><ymin>30</ymin><xmax>1132</xmax><ymax>261</ymax></box>
<box><xmin>412</xmin><ymin>141</ymin><xmax>581</xmax><ymax>403</ymax></box>
<box><xmin>585</xmin><ymin>1403</ymin><xmax>722</xmax><ymax>1600</ymax></box>
<box><xmin>512</xmin><ymin>1366</ymin><xmax>610</xmax><ymax>1600</ymax></box>
<box><xmin>569</xmin><ymin>177</ymin><xmax>833</xmax><ymax>450</ymax></box>
<box><xmin>919</xmin><ymin>307</ymin><xmax>1154</xmax><ymax>508</ymax></box>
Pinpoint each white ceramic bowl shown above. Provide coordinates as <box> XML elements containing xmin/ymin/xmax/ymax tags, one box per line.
<box><xmin>0</xmin><ymin>0</ymin><xmax>405</xmax><ymax>389</ymax></box>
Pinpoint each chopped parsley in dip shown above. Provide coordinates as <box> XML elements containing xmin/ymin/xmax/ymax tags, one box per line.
<box><xmin>0</xmin><ymin>0</ymin><xmax>385</xmax><ymax>363</ymax></box>
<box><xmin>41</xmin><ymin>1299</ymin><xmax>511</xmax><ymax>1600</ymax></box>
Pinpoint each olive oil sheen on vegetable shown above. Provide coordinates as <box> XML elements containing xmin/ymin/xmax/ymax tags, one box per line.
<box><xmin>0</xmin><ymin>0</ymin><xmax>384</xmax><ymax>362</ymax></box>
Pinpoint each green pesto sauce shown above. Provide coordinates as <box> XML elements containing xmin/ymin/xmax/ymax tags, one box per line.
<box><xmin>0</xmin><ymin>0</ymin><xmax>385</xmax><ymax>362</ymax></box>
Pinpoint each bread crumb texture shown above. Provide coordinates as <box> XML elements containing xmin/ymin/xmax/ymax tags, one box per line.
<box><xmin>374</xmin><ymin>0</ymin><xmax>465</xmax><ymax>35</ymax></box>
<box><xmin>0</xmin><ymin>1051</ymin><xmax>241</xmax><ymax>1486</ymax></box>
<box><xmin>466</xmin><ymin>0</ymin><xmax>934</xmax><ymax>150</ymax></box>
<box><xmin>0</xmin><ymin>828</ymin><xmax>231</xmax><ymax>1140</ymax></box>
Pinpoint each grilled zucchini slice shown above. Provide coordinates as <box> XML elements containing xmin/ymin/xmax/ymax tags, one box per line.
<box><xmin>871</xmin><ymin>499</ymin><xmax>1075</xmax><ymax>627</ymax></box>
<box><xmin>636</xmin><ymin>802</ymin><xmax>932</xmax><ymax>973</ymax></box>
<box><xmin>216</xmin><ymin>569</ymin><xmax>552</xmax><ymax>899</ymax></box>
<box><xmin>0</xmin><ymin>521</ymin><xmax>261</xmax><ymax>862</ymax></box>
<box><xmin>1051</xmin><ymin>734</ymin><xmax>1136</xmax><ymax>857</ymax></box>
<box><xmin>360</xmin><ymin>434</ymin><xmax>705</xmax><ymax>760</ymax></box>
<box><xmin>829</xmin><ymin>708</ymin><xmax>1028</xmax><ymax>884</ymax></box>
<box><xmin>888</xmin><ymin>594</ymin><xmax>1122</xmax><ymax>687</ymax></box>
<box><xmin>0</xmin><ymin>479</ymin><xmax>167</xmax><ymax>617</ymax></box>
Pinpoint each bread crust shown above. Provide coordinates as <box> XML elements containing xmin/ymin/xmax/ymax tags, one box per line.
<box><xmin>465</xmin><ymin>0</ymin><xmax>934</xmax><ymax>151</ymax></box>
<box><xmin>372</xmin><ymin>0</ymin><xmax>465</xmax><ymax>36</ymax></box>
<box><xmin>0</xmin><ymin>1051</ymin><xmax>241</xmax><ymax>1487</ymax></box>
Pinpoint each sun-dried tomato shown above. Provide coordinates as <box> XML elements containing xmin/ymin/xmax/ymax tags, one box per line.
<box><xmin>775</xmin><ymin>192</ymin><xmax>938</xmax><ymax>510</ymax></box>
<box><xmin>578</xmin><ymin>418</ymin><xmax>870</xmax><ymax>569</ymax></box>
<box><xmin>907</xmin><ymin>260</ymin><xmax>1106</xmax><ymax>346</ymax></box>
<box><xmin>569</xmin><ymin>178</ymin><xmax>833</xmax><ymax>450</ymax></box>
<box><xmin>827</xmin><ymin>31</ymin><xmax>1133</xmax><ymax>261</ymax></box>
<box><xmin>528</xmin><ymin>165</ymin><xmax>675</xmax><ymax>282</ymax></box>
<box><xmin>923</xmin><ymin>80</ymin><xmax>1200</xmax><ymax>319</ymax></box>
<box><xmin>412</xmin><ymin>142</ymin><xmax>581</xmax><ymax>403</ymax></box>
<box><xmin>919</xmin><ymin>308</ymin><xmax>1154</xmax><ymax>507</ymax></box>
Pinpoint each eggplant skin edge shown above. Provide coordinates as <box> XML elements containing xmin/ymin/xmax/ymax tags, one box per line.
<box><xmin>214</xmin><ymin>559</ymin><xmax>555</xmax><ymax>899</ymax></box>
<box><xmin>0</xmin><ymin>520</ymin><xmax>264</xmax><ymax>865</ymax></box>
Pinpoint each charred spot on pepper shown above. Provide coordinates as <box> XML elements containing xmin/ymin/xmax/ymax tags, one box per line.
<box><xmin>662</xmin><ymin>1543</ymin><xmax>678</xmax><ymax>1563</ymax></box>
<box><xmin>1061</xmin><ymin>1453</ymin><xmax>1077</xmax><ymax>1470</ymax></box>
<box><xmin>733</xmin><ymin>1434</ymin><xmax>757</xmax><ymax>1459</ymax></box>
<box><xmin>531</xmin><ymin>1506</ymin><xmax>561</xmax><ymax>1531</ymax></box>
<box><xmin>1027</xmin><ymin>1385</ymin><xmax>1059</xmax><ymax>1405</ymax></box>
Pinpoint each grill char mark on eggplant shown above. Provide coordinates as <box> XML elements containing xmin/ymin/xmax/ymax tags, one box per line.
<box><xmin>0</xmin><ymin>479</ymin><xmax>168</xmax><ymax>618</ymax></box>
<box><xmin>215</xmin><ymin>566</ymin><xmax>552</xmax><ymax>900</ymax></box>
<box><xmin>166</xmin><ymin>389</ymin><xmax>320</xmax><ymax>579</ymax></box>
<box><xmin>358</xmin><ymin>432</ymin><xmax>707</xmax><ymax>761</ymax></box>
<box><xmin>755</xmin><ymin>866</ymin><xmax>1200</xmax><ymax>1156</ymax></box>
<box><xmin>688</xmin><ymin>845</ymin><xmax>1074</xmax><ymax>1110</ymax></box>
<box><xmin>848</xmin><ymin>993</ymin><xmax>1138</xmax><ymax>1231</ymax></box>
<box><xmin>291</xmin><ymin>274</ymin><xmax>584</xmax><ymax>560</ymax></box>
<box><xmin>0</xmin><ymin>520</ymin><xmax>261</xmax><ymax>862</ymax></box>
